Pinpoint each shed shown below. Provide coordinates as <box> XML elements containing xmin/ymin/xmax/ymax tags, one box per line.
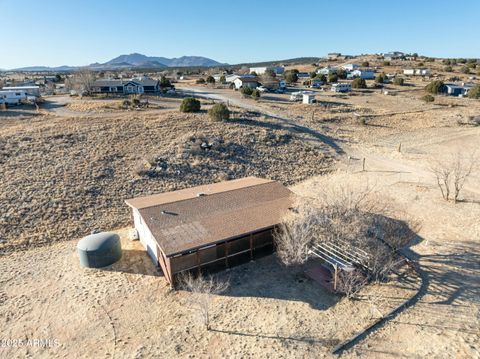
<box><xmin>77</xmin><ymin>232</ymin><xmax>122</xmax><ymax>268</ymax></box>
<box><xmin>303</xmin><ymin>93</ymin><xmax>316</xmax><ymax>104</ymax></box>
<box><xmin>125</xmin><ymin>177</ymin><xmax>294</xmax><ymax>285</ymax></box>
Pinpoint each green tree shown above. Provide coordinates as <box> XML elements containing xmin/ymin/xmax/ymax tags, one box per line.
<box><xmin>219</xmin><ymin>75</ymin><xmax>226</xmax><ymax>83</ymax></box>
<box><xmin>425</xmin><ymin>80</ymin><xmax>445</xmax><ymax>94</ymax></box>
<box><xmin>375</xmin><ymin>73</ymin><xmax>386</xmax><ymax>84</ymax></box>
<box><xmin>361</xmin><ymin>61</ymin><xmax>369</xmax><ymax>67</ymax></box>
<box><xmin>393</xmin><ymin>77</ymin><xmax>405</xmax><ymax>86</ymax></box>
<box><xmin>206</xmin><ymin>76</ymin><xmax>215</xmax><ymax>84</ymax></box>
<box><xmin>352</xmin><ymin>78</ymin><xmax>367</xmax><ymax>89</ymax></box>
<box><xmin>316</xmin><ymin>74</ymin><xmax>327</xmax><ymax>82</ymax></box>
<box><xmin>241</xmin><ymin>86</ymin><xmax>254</xmax><ymax>96</ymax></box>
<box><xmin>251</xmin><ymin>89</ymin><xmax>261</xmax><ymax>99</ymax></box>
<box><xmin>337</xmin><ymin>69</ymin><xmax>347</xmax><ymax>79</ymax></box>
<box><xmin>180</xmin><ymin>97</ymin><xmax>201</xmax><ymax>112</ymax></box>
<box><xmin>383</xmin><ymin>61</ymin><xmax>391</xmax><ymax>66</ymax></box>
<box><xmin>285</xmin><ymin>71</ymin><xmax>298</xmax><ymax>83</ymax></box>
<box><xmin>208</xmin><ymin>103</ymin><xmax>230</xmax><ymax>121</ymax></box>
<box><xmin>160</xmin><ymin>76</ymin><xmax>171</xmax><ymax>88</ymax></box>
<box><xmin>328</xmin><ymin>73</ymin><xmax>338</xmax><ymax>83</ymax></box>
<box><xmin>444</xmin><ymin>66</ymin><xmax>453</xmax><ymax>72</ymax></box>
<box><xmin>264</xmin><ymin>68</ymin><xmax>276</xmax><ymax>78</ymax></box>
<box><xmin>310</xmin><ymin>71</ymin><xmax>317</xmax><ymax>78</ymax></box>
<box><xmin>196</xmin><ymin>78</ymin><xmax>206</xmax><ymax>84</ymax></box>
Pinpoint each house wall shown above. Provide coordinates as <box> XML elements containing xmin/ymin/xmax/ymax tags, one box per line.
<box><xmin>168</xmin><ymin>228</ymin><xmax>275</xmax><ymax>280</ymax></box>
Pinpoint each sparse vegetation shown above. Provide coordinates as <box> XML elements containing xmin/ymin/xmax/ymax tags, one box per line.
<box><xmin>180</xmin><ymin>97</ymin><xmax>201</xmax><ymax>112</ymax></box>
<box><xmin>444</xmin><ymin>65</ymin><xmax>453</xmax><ymax>72</ymax></box>
<box><xmin>196</xmin><ymin>78</ymin><xmax>206</xmax><ymax>84</ymax></box>
<box><xmin>468</xmin><ymin>86</ymin><xmax>480</xmax><ymax>99</ymax></box>
<box><xmin>284</xmin><ymin>70</ymin><xmax>299</xmax><ymax>83</ymax></box>
<box><xmin>393</xmin><ymin>77</ymin><xmax>405</xmax><ymax>86</ymax></box>
<box><xmin>208</xmin><ymin>103</ymin><xmax>230</xmax><ymax>121</ymax></box>
<box><xmin>178</xmin><ymin>272</ymin><xmax>229</xmax><ymax>331</ymax></box>
<box><xmin>328</xmin><ymin>73</ymin><xmax>338</xmax><ymax>83</ymax></box>
<box><xmin>361</xmin><ymin>61</ymin><xmax>369</xmax><ymax>67</ymax></box>
<box><xmin>421</xmin><ymin>94</ymin><xmax>435</xmax><ymax>103</ymax></box>
<box><xmin>375</xmin><ymin>74</ymin><xmax>386</xmax><ymax>84</ymax></box>
<box><xmin>206</xmin><ymin>76</ymin><xmax>215</xmax><ymax>85</ymax></box>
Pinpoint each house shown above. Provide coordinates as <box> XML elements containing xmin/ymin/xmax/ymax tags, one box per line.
<box><xmin>327</xmin><ymin>52</ymin><xmax>342</xmax><ymax>60</ymax></box>
<box><xmin>125</xmin><ymin>177</ymin><xmax>294</xmax><ymax>285</ymax></box>
<box><xmin>297</xmin><ymin>72</ymin><xmax>310</xmax><ymax>79</ymax></box>
<box><xmin>445</xmin><ymin>83</ymin><xmax>475</xmax><ymax>97</ymax></box>
<box><xmin>384</xmin><ymin>51</ymin><xmax>405</xmax><ymax>60</ymax></box>
<box><xmin>348</xmin><ymin>69</ymin><xmax>375</xmax><ymax>80</ymax></box>
<box><xmin>260</xmin><ymin>79</ymin><xmax>286</xmax><ymax>91</ymax></box>
<box><xmin>342</xmin><ymin>63</ymin><xmax>360</xmax><ymax>72</ymax></box>
<box><xmin>331</xmin><ymin>83</ymin><xmax>352</xmax><ymax>93</ymax></box>
<box><xmin>2</xmin><ymin>85</ymin><xmax>40</xmax><ymax>97</ymax></box>
<box><xmin>90</xmin><ymin>77</ymin><xmax>161</xmax><ymax>94</ymax></box>
<box><xmin>233</xmin><ymin>76</ymin><xmax>260</xmax><ymax>89</ymax></box>
<box><xmin>249</xmin><ymin>66</ymin><xmax>284</xmax><ymax>75</ymax></box>
<box><xmin>317</xmin><ymin>66</ymin><xmax>337</xmax><ymax>75</ymax></box>
<box><xmin>403</xmin><ymin>68</ymin><xmax>431</xmax><ymax>76</ymax></box>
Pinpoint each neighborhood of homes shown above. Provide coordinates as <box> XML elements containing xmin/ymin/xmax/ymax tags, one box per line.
<box><xmin>1</xmin><ymin>51</ymin><xmax>477</xmax><ymax>105</ymax></box>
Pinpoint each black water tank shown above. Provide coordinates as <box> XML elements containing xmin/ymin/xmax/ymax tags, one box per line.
<box><xmin>77</xmin><ymin>232</ymin><xmax>122</xmax><ymax>268</ymax></box>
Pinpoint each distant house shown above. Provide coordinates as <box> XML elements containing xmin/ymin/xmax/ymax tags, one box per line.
<box><xmin>445</xmin><ymin>83</ymin><xmax>475</xmax><ymax>97</ymax></box>
<box><xmin>317</xmin><ymin>66</ymin><xmax>337</xmax><ymax>75</ymax></box>
<box><xmin>260</xmin><ymin>79</ymin><xmax>286</xmax><ymax>91</ymax></box>
<box><xmin>403</xmin><ymin>68</ymin><xmax>431</xmax><ymax>76</ymax></box>
<box><xmin>233</xmin><ymin>76</ymin><xmax>260</xmax><ymax>89</ymax></box>
<box><xmin>348</xmin><ymin>69</ymin><xmax>375</xmax><ymax>80</ymax></box>
<box><xmin>384</xmin><ymin>51</ymin><xmax>405</xmax><ymax>60</ymax></box>
<box><xmin>331</xmin><ymin>83</ymin><xmax>352</xmax><ymax>93</ymax></box>
<box><xmin>90</xmin><ymin>77</ymin><xmax>160</xmax><ymax>94</ymax></box>
<box><xmin>342</xmin><ymin>63</ymin><xmax>360</xmax><ymax>72</ymax></box>
<box><xmin>249</xmin><ymin>66</ymin><xmax>284</xmax><ymax>75</ymax></box>
<box><xmin>327</xmin><ymin>53</ymin><xmax>342</xmax><ymax>60</ymax></box>
<box><xmin>296</xmin><ymin>72</ymin><xmax>310</xmax><ymax>79</ymax></box>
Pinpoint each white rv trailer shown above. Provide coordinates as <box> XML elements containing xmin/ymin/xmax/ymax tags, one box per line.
<box><xmin>0</xmin><ymin>90</ymin><xmax>32</xmax><ymax>105</ymax></box>
<box><xmin>331</xmin><ymin>83</ymin><xmax>352</xmax><ymax>93</ymax></box>
<box><xmin>2</xmin><ymin>86</ymin><xmax>40</xmax><ymax>96</ymax></box>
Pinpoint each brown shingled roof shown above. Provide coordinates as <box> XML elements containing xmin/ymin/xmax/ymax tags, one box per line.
<box><xmin>125</xmin><ymin>177</ymin><xmax>294</xmax><ymax>256</ymax></box>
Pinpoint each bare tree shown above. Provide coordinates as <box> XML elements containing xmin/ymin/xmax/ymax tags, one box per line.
<box><xmin>66</xmin><ymin>68</ymin><xmax>95</xmax><ymax>95</ymax></box>
<box><xmin>274</xmin><ymin>176</ymin><xmax>418</xmax><ymax>291</ymax></box>
<box><xmin>178</xmin><ymin>272</ymin><xmax>229</xmax><ymax>331</ymax></box>
<box><xmin>431</xmin><ymin>151</ymin><xmax>477</xmax><ymax>203</ymax></box>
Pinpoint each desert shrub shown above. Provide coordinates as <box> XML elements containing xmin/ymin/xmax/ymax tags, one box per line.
<box><xmin>219</xmin><ymin>75</ymin><xmax>226</xmax><ymax>83</ymax></box>
<box><xmin>461</xmin><ymin>66</ymin><xmax>470</xmax><ymax>74</ymax></box>
<box><xmin>393</xmin><ymin>77</ymin><xmax>405</xmax><ymax>86</ymax></box>
<box><xmin>180</xmin><ymin>97</ymin><xmax>201</xmax><ymax>112</ymax></box>
<box><xmin>328</xmin><ymin>73</ymin><xmax>338</xmax><ymax>83</ymax></box>
<box><xmin>444</xmin><ymin>65</ymin><xmax>453</xmax><ymax>72</ymax></box>
<box><xmin>310</xmin><ymin>71</ymin><xmax>317</xmax><ymax>78</ymax></box>
<box><xmin>421</xmin><ymin>94</ymin><xmax>435</xmax><ymax>103</ymax></box>
<box><xmin>468</xmin><ymin>86</ymin><xmax>480</xmax><ymax>99</ymax></box>
<box><xmin>206</xmin><ymin>76</ymin><xmax>215</xmax><ymax>84</ymax></box>
<box><xmin>316</xmin><ymin>74</ymin><xmax>327</xmax><ymax>82</ymax></box>
<box><xmin>352</xmin><ymin>78</ymin><xmax>367</xmax><ymax>89</ymax></box>
<box><xmin>457</xmin><ymin>58</ymin><xmax>467</xmax><ymax>64</ymax></box>
<box><xmin>467</xmin><ymin>62</ymin><xmax>477</xmax><ymax>69</ymax></box>
<box><xmin>383</xmin><ymin>61</ymin><xmax>391</xmax><ymax>66</ymax></box>
<box><xmin>251</xmin><ymin>89</ymin><xmax>261</xmax><ymax>99</ymax></box>
<box><xmin>425</xmin><ymin>80</ymin><xmax>445</xmax><ymax>94</ymax></box>
<box><xmin>375</xmin><ymin>74</ymin><xmax>385</xmax><ymax>84</ymax></box>
<box><xmin>337</xmin><ymin>69</ymin><xmax>347</xmax><ymax>80</ymax></box>
<box><xmin>240</xmin><ymin>86</ymin><xmax>253</xmax><ymax>96</ymax></box>
<box><xmin>208</xmin><ymin>103</ymin><xmax>230</xmax><ymax>121</ymax></box>
<box><xmin>196</xmin><ymin>78</ymin><xmax>206</xmax><ymax>84</ymax></box>
<box><xmin>362</xmin><ymin>61</ymin><xmax>369</xmax><ymax>67</ymax></box>
<box><xmin>418</xmin><ymin>62</ymin><xmax>425</xmax><ymax>66</ymax></box>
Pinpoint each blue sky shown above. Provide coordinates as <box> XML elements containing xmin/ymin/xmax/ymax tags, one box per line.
<box><xmin>1</xmin><ymin>0</ymin><xmax>479</xmax><ymax>68</ymax></box>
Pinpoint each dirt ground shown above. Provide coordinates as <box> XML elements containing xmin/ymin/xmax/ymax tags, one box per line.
<box><xmin>0</xmin><ymin>73</ymin><xmax>479</xmax><ymax>358</ymax></box>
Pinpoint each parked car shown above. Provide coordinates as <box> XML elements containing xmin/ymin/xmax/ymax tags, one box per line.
<box><xmin>256</xmin><ymin>86</ymin><xmax>267</xmax><ymax>93</ymax></box>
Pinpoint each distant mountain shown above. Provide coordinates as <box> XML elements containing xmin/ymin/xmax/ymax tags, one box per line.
<box><xmin>103</xmin><ymin>53</ymin><xmax>222</xmax><ymax>68</ymax></box>
<box><xmin>8</xmin><ymin>53</ymin><xmax>224</xmax><ymax>72</ymax></box>
<box><xmin>10</xmin><ymin>65</ymin><xmax>76</xmax><ymax>72</ymax></box>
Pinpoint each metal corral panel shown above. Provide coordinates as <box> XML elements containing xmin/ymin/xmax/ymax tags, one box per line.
<box><xmin>77</xmin><ymin>232</ymin><xmax>122</xmax><ymax>268</ymax></box>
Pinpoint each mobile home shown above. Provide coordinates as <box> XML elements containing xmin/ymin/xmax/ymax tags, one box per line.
<box><xmin>331</xmin><ymin>83</ymin><xmax>352</xmax><ymax>93</ymax></box>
